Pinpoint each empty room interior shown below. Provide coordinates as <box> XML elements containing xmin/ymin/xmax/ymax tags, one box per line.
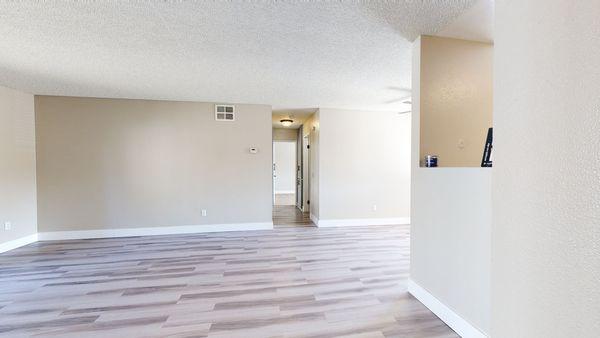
<box><xmin>1</xmin><ymin>1</ymin><xmax>599</xmax><ymax>338</ymax></box>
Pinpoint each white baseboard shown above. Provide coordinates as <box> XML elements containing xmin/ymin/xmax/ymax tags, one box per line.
<box><xmin>0</xmin><ymin>233</ymin><xmax>38</xmax><ymax>254</ymax></box>
<box><xmin>407</xmin><ymin>279</ymin><xmax>487</xmax><ymax>338</ymax></box>
<box><xmin>38</xmin><ymin>222</ymin><xmax>274</xmax><ymax>241</ymax></box>
<box><xmin>274</xmin><ymin>190</ymin><xmax>295</xmax><ymax>194</ymax></box>
<box><xmin>310</xmin><ymin>213</ymin><xmax>319</xmax><ymax>225</ymax></box>
<box><xmin>316</xmin><ymin>217</ymin><xmax>410</xmax><ymax>227</ymax></box>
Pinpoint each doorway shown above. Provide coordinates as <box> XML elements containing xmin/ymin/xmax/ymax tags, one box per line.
<box><xmin>301</xmin><ymin>134</ymin><xmax>310</xmax><ymax>212</ymax></box>
<box><xmin>273</xmin><ymin>140</ymin><xmax>296</xmax><ymax>206</ymax></box>
<box><xmin>272</xmin><ymin>129</ymin><xmax>314</xmax><ymax>228</ymax></box>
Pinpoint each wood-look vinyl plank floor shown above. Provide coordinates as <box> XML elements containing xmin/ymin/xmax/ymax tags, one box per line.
<box><xmin>273</xmin><ymin>205</ymin><xmax>314</xmax><ymax>228</ymax></box>
<box><xmin>0</xmin><ymin>225</ymin><xmax>458</xmax><ymax>338</ymax></box>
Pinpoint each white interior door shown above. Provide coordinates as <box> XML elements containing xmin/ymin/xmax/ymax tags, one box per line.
<box><xmin>273</xmin><ymin>141</ymin><xmax>296</xmax><ymax>205</ymax></box>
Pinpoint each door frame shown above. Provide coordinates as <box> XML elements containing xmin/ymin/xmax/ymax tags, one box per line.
<box><xmin>296</xmin><ymin>130</ymin><xmax>303</xmax><ymax>209</ymax></box>
<box><xmin>301</xmin><ymin>134</ymin><xmax>310</xmax><ymax>212</ymax></box>
<box><xmin>272</xmin><ymin>140</ymin><xmax>297</xmax><ymax>205</ymax></box>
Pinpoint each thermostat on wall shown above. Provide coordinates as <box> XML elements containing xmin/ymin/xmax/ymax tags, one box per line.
<box><xmin>249</xmin><ymin>147</ymin><xmax>258</xmax><ymax>154</ymax></box>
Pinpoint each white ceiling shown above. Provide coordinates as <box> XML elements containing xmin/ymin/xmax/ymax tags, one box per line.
<box><xmin>436</xmin><ymin>0</ymin><xmax>494</xmax><ymax>43</ymax></box>
<box><xmin>0</xmin><ymin>1</ymin><xmax>482</xmax><ymax>112</ymax></box>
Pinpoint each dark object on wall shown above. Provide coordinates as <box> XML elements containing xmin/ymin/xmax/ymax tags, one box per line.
<box><xmin>481</xmin><ymin>127</ymin><xmax>493</xmax><ymax>167</ymax></box>
<box><xmin>425</xmin><ymin>155</ymin><xmax>438</xmax><ymax>167</ymax></box>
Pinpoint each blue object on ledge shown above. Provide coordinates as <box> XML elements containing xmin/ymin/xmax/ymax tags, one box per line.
<box><xmin>425</xmin><ymin>155</ymin><xmax>438</xmax><ymax>167</ymax></box>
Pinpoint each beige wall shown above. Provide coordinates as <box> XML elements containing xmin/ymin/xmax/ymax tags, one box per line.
<box><xmin>301</xmin><ymin>114</ymin><xmax>317</xmax><ymax>139</ymax></box>
<box><xmin>494</xmin><ymin>2</ymin><xmax>600</xmax><ymax>337</ymax></box>
<box><xmin>410</xmin><ymin>37</ymin><xmax>491</xmax><ymax>335</ymax></box>
<box><xmin>272</xmin><ymin>128</ymin><xmax>298</xmax><ymax>141</ymax></box>
<box><xmin>318</xmin><ymin>108</ymin><xmax>411</xmax><ymax>222</ymax></box>
<box><xmin>35</xmin><ymin>96</ymin><xmax>272</xmax><ymax>232</ymax></box>
<box><xmin>0</xmin><ymin>86</ymin><xmax>37</xmax><ymax>245</ymax></box>
<box><xmin>420</xmin><ymin>35</ymin><xmax>493</xmax><ymax>167</ymax></box>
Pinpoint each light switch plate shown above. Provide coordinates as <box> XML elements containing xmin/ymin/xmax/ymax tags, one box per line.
<box><xmin>4</xmin><ymin>222</ymin><xmax>11</xmax><ymax>231</ymax></box>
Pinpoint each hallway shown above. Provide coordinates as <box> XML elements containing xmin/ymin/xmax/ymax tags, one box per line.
<box><xmin>273</xmin><ymin>205</ymin><xmax>314</xmax><ymax>228</ymax></box>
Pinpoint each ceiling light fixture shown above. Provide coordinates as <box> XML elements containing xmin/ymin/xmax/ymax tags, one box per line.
<box><xmin>280</xmin><ymin>118</ymin><xmax>293</xmax><ymax>127</ymax></box>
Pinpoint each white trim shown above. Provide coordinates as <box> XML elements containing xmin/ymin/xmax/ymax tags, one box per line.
<box><xmin>407</xmin><ymin>279</ymin><xmax>487</xmax><ymax>338</ymax></box>
<box><xmin>0</xmin><ymin>233</ymin><xmax>38</xmax><ymax>254</ymax></box>
<box><xmin>274</xmin><ymin>190</ymin><xmax>295</xmax><ymax>194</ymax></box>
<box><xmin>310</xmin><ymin>213</ymin><xmax>319</xmax><ymax>225</ymax></box>
<box><xmin>316</xmin><ymin>217</ymin><xmax>410</xmax><ymax>227</ymax></box>
<box><xmin>38</xmin><ymin>222</ymin><xmax>273</xmax><ymax>241</ymax></box>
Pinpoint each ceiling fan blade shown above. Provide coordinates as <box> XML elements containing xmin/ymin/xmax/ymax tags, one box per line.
<box><xmin>387</xmin><ymin>86</ymin><xmax>411</xmax><ymax>93</ymax></box>
<box><xmin>384</xmin><ymin>95</ymin><xmax>412</xmax><ymax>104</ymax></box>
<box><xmin>384</xmin><ymin>98</ymin><xmax>405</xmax><ymax>104</ymax></box>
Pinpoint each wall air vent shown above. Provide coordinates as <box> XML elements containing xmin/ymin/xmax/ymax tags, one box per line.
<box><xmin>215</xmin><ymin>104</ymin><xmax>235</xmax><ymax>121</ymax></box>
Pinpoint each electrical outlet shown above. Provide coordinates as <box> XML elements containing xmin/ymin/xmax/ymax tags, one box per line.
<box><xmin>201</xmin><ymin>209</ymin><xmax>207</xmax><ymax>217</ymax></box>
<box><xmin>372</xmin><ymin>205</ymin><xmax>377</xmax><ymax>212</ymax></box>
<box><xmin>4</xmin><ymin>222</ymin><xmax>11</xmax><ymax>231</ymax></box>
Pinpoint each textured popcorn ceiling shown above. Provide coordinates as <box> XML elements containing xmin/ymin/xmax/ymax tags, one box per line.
<box><xmin>0</xmin><ymin>1</ymin><xmax>476</xmax><ymax>111</ymax></box>
<box><xmin>437</xmin><ymin>0</ymin><xmax>494</xmax><ymax>42</ymax></box>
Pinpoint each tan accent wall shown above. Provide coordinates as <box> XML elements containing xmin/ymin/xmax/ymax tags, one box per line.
<box><xmin>419</xmin><ymin>35</ymin><xmax>493</xmax><ymax>167</ymax></box>
<box><xmin>0</xmin><ymin>86</ymin><xmax>37</xmax><ymax>245</ymax></box>
<box><xmin>35</xmin><ymin>96</ymin><xmax>272</xmax><ymax>232</ymax></box>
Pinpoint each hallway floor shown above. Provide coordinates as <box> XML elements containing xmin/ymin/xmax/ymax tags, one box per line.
<box><xmin>0</xmin><ymin>225</ymin><xmax>457</xmax><ymax>338</ymax></box>
<box><xmin>273</xmin><ymin>205</ymin><xmax>314</xmax><ymax>228</ymax></box>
